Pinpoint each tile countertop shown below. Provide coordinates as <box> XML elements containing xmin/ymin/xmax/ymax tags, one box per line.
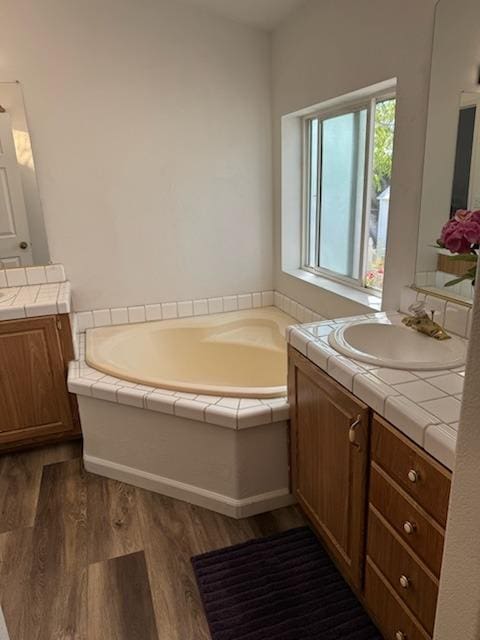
<box><xmin>287</xmin><ymin>311</ymin><xmax>464</xmax><ymax>471</ymax></box>
<box><xmin>0</xmin><ymin>281</ymin><xmax>71</xmax><ymax>320</ymax></box>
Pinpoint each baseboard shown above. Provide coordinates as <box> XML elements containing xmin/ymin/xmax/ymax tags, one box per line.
<box><xmin>84</xmin><ymin>454</ymin><xmax>295</xmax><ymax>519</ymax></box>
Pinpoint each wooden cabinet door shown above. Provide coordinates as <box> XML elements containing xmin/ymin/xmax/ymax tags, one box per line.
<box><xmin>288</xmin><ymin>345</ymin><xmax>370</xmax><ymax>589</ymax></box>
<box><xmin>0</xmin><ymin>315</ymin><xmax>79</xmax><ymax>446</ymax></box>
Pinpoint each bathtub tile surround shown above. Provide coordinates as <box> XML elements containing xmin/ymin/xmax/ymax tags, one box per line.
<box><xmin>287</xmin><ymin>312</ymin><xmax>465</xmax><ymax>470</ymax></box>
<box><xmin>69</xmin><ymin>336</ymin><xmax>289</xmax><ymax>430</ymax></box>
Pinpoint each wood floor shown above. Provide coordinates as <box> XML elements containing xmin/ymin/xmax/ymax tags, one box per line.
<box><xmin>0</xmin><ymin>440</ymin><xmax>306</xmax><ymax>639</ymax></box>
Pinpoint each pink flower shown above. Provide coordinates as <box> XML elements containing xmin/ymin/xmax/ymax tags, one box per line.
<box><xmin>440</xmin><ymin>209</ymin><xmax>480</xmax><ymax>254</ymax></box>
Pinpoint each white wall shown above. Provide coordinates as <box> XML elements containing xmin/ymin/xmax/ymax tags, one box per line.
<box><xmin>434</xmin><ymin>262</ymin><xmax>480</xmax><ymax>639</ymax></box>
<box><xmin>0</xmin><ymin>0</ymin><xmax>272</xmax><ymax>310</ymax></box>
<box><xmin>417</xmin><ymin>0</ymin><xmax>480</xmax><ymax>274</ymax></box>
<box><xmin>271</xmin><ymin>0</ymin><xmax>437</xmax><ymax>316</ymax></box>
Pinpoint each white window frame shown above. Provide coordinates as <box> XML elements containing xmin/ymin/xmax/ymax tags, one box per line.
<box><xmin>301</xmin><ymin>89</ymin><xmax>395</xmax><ymax>294</ymax></box>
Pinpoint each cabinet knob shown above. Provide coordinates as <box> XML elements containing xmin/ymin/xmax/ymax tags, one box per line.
<box><xmin>395</xmin><ymin>632</ymin><xmax>406</xmax><ymax>640</ymax></box>
<box><xmin>399</xmin><ymin>574</ymin><xmax>410</xmax><ymax>589</ymax></box>
<box><xmin>407</xmin><ymin>469</ymin><xmax>418</xmax><ymax>483</ymax></box>
<box><xmin>403</xmin><ymin>521</ymin><xmax>415</xmax><ymax>535</ymax></box>
<box><xmin>19</xmin><ymin>241</ymin><xmax>29</xmax><ymax>250</ymax></box>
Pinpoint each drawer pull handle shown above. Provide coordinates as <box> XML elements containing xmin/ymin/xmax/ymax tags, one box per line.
<box><xmin>395</xmin><ymin>632</ymin><xmax>406</xmax><ymax>640</ymax></box>
<box><xmin>407</xmin><ymin>469</ymin><xmax>418</xmax><ymax>483</ymax></box>
<box><xmin>349</xmin><ymin>416</ymin><xmax>362</xmax><ymax>448</ymax></box>
<box><xmin>399</xmin><ymin>574</ymin><xmax>410</xmax><ymax>589</ymax></box>
<box><xmin>403</xmin><ymin>521</ymin><xmax>415</xmax><ymax>535</ymax></box>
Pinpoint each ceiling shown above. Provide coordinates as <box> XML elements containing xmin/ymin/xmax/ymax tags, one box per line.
<box><xmin>180</xmin><ymin>0</ymin><xmax>307</xmax><ymax>30</ymax></box>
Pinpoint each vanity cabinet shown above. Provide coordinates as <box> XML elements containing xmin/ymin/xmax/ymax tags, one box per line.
<box><xmin>288</xmin><ymin>346</ymin><xmax>370</xmax><ymax>589</ymax></box>
<box><xmin>0</xmin><ymin>314</ymin><xmax>80</xmax><ymax>450</ymax></box>
<box><xmin>288</xmin><ymin>346</ymin><xmax>452</xmax><ymax>640</ymax></box>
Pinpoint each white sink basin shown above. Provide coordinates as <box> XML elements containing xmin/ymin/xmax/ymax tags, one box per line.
<box><xmin>328</xmin><ymin>318</ymin><xmax>466</xmax><ymax>370</ymax></box>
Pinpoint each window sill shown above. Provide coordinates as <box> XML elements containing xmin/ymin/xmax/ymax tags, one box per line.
<box><xmin>283</xmin><ymin>268</ymin><xmax>383</xmax><ymax>312</ymax></box>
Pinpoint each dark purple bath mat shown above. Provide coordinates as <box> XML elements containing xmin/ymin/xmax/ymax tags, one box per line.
<box><xmin>191</xmin><ymin>526</ymin><xmax>381</xmax><ymax>640</ymax></box>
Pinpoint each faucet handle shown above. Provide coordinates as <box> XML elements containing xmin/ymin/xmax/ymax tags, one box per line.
<box><xmin>408</xmin><ymin>300</ymin><xmax>426</xmax><ymax>317</ymax></box>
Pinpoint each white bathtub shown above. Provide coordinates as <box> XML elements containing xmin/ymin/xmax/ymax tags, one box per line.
<box><xmin>86</xmin><ymin>307</ymin><xmax>293</xmax><ymax>398</ymax></box>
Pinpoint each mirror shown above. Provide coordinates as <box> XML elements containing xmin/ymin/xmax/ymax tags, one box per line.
<box><xmin>415</xmin><ymin>0</ymin><xmax>480</xmax><ymax>305</ymax></box>
<box><xmin>0</xmin><ymin>81</ymin><xmax>50</xmax><ymax>268</ymax></box>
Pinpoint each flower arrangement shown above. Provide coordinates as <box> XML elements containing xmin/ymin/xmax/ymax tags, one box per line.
<box><xmin>436</xmin><ymin>209</ymin><xmax>479</xmax><ymax>286</ymax></box>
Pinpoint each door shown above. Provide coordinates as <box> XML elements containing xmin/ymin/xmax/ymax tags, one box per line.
<box><xmin>0</xmin><ymin>112</ymin><xmax>33</xmax><ymax>266</ymax></box>
<box><xmin>288</xmin><ymin>345</ymin><xmax>370</xmax><ymax>589</ymax></box>
<box><xmin>0</xmin><ymin>315</ymin><xmax>79</xmax><ymax>445</ymax></box>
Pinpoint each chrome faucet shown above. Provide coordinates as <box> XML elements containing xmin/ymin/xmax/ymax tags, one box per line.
<box><xmin>402</xmin><ymin>301</ymin><xmax>451</xmax><ymax>340</ymax></box>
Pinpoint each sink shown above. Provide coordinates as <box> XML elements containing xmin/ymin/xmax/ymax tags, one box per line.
<box><xmin>328</xmin><ymin>318</ymin><xmax>466</xmax><ymax>370</ymax></box>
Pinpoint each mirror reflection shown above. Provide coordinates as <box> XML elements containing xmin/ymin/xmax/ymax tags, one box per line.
<box><xmin>0</xmin><ymin>82</ymin><xmax>49</xmax><ymax>267</ymax></box>
<box><xmin>416</xmin><ymin>91</ymin><xmax>480</xmax><ymax>303</ymax></box>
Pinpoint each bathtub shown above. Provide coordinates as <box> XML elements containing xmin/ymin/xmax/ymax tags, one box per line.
<box><xmin>86</xmin><ymin>307</ymin><xmax>293</xmax><ymax>398</ymax></box>
<box><xmin>72</xmin><ymin>305</ymin><xmax>296</xmax><ymax>518</ymax></box>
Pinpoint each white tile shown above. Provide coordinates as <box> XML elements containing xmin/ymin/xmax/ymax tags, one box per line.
<box><xmin>25</xmin><ymin>302</ymin><xmax>58</xmax><ymax>317</ymax></box>
<box><xmin>217</xmin><ymin>398</ymin><xmax>240</xmax><ymax>409</ymax></box>
<box><xmin>385</xmin><ymin>395</ymin><xmax>439</xmax><ymax>446</ymax></box>
<box><xmin>424</xmin><ymin>423</ymin><xmax>457</xmax><ymax>470</ymax></box>
<box><xmin>303</xmin><ymin>309</ymin><xmax>314</xmax><ymax>323</ymax></box>
<box><xmin>237</xmin><ymin>405</ymin><xmax>272</xmax><ymax>429</ymax></box>
<box><xmin>162</xmin><ymin>302</ymin><xmax>178</xmax><ymax>319</ymax></box>
<box><xmin>92</xmin><ymin>382</ymin><xmax>117</xmax><ymax>402</ymax></box>
<box><xmin>207</xmin><ymin>297</ymin><xmax>223</xmax><ymax>314</ymax></box>
<box><xmin>193</xmin><ymin>299</ymin><xmax>208</xmax><ymax>316</ymax></box>
<box><xmin>68</xmin><ymin>377</ymin><xmax>95</xmax><ymax>396</ymax></box>
<box><xmin>424</xmin><ymin>296</ymin><xmax>447</xmax><ymax>325</ymax></box>
<box><xmin>444</xmin><ymin>302</ymin><xmax>469</xmax><ymax>337</ymax></box>
<box><xmin>145</xmin><ymin>392</ymin><xmax>177</xmax><ymax>414</ymax></box>
<box><xmin>304</xmin><ymin>324</ymin><xmax>335</xmax><ymax>338</ymax></box>
<box><xmin>110</xmin><ymin>307</ymin><xmax>129</xmax><ymax>325</ymax></box>
<box><xmin>223</xmin><ymin>295</ymin><xmax>238</xmax><ymax>312</ymax></box>
<box><xmin>394</xmin><ymin>380</ymin><xmax>446</xmax><ymax>403</ymax></box>
<box><xmin>25</xmin><ymin>266</ymin><xmax>47</xmax><ymax>285</ymax></box>
<box><xmin>174</xmin><ymin>391</ymin><xmax>197</xmax><ymax>400</ymax></box>
<box><xmin>196</xmin><ymin>394</ymin><xmax>222</xmax><ymax>404</ymax></box>
<box><xmin>205</xmin><ymin>405</ymin><xmax>237</xmax><ymax>429</ymax></box>
<box><xmin>262</xmin><ymin>291</ymin><xmax>274</xmax><ymax>306</ymax></box>
<box><xmin>252</xmin><ymin>293</ymin><xmax>262</xmax><ymax>308</ymax></box>
<box><xmin>0</xmin><ymin>271</ymin><xmax>6</xmax><ymax>287</ymax></box>
<box><xmin>370</xmin><ymin>368</ymin><xmax>417</xmax><ymax>385</ymax></box>
<box><xmin>421</xmin><ymin>396</ymin><xmax>462</xmax><ymax>424</ymax></box>
<box><xmin>178</xmin><ymin>300</ymin><xmax>193</xmax><ymax>317</ymax></box>
<box><xmin>274</xmin><ymin>292</ymin><xmax>283</xmax><ymax>308</ymax></box>
<box><xmin>327</xmin><ymin>356</ymin><xmax>364</xmax><ymax>392</ymax></box>
<box><xmin>399</xmin><ymin>286</ymin><xmax>418</xmax><ymax>314</ymax></box>
<box><xmin>45</xmin><ymin>264</ymin><xmax>66</xmax><ymax>283</ymax></box>
<box><xmin>128</xmin><ymin>306</ymin><xmax>146</xmax><ymax>324</ymax></box>
<box><xmin>145</xmin><ymin>304</ymin><xmax>162</xmax><ymax>321</ymax></box>
<box><xmin>306</xmin><ymin>341</ymin><xmax>336</xmax><ymax>370</ymax></box>
<box><xmin>289</xmin><ymin>328</ymin><xmax>313</xmax><ymax>356</ymax></box>
<box><xmin>353</xmin><ymin>374</ymin><xmax>399</xmax><ymax>415</ymax></box>
<box><xmin>93</xmin><ymin>309</ymin><xmax>111</xmax><ymax>327</ymax></box>
<box><xmin>116</xmin><ymin>387</ymin><xmax>146</xmax><ymax>408</ymax></box>
<box><xmin>238</xmin><ymin>398</ymin><xmax>263</xmax><ymax>410</ymax></box>
<box><xmin>174</xmin><ymin>399</ymin><xmax>208</xmax><ymax>421</ymax></box>
<box><xmin>76</xmin><ymin>311</ymin><xmax>93</xmax><ymax>332</ymax></box>
<box><xmin>5</xmin><ymin>269</ymin><xmax>27</xmax><ymax>287</ymax></box>
<box><xmin>238</xmin><ymin>294</ymin><xmax>252</xmax><ymax>310</ymax></box>
<box><xmin>0</xmin><ymin>305</ymin><xmax>25</xmax><ymax>321</ymax></box>
<box><xmin>428</xmin><ymin>373</ymin><xmax>464</xmax><ymax>396</ymax></box>
<box><xmin>466</xmin><ymin>309</ymin><xmax>473</xmax><ymax>339</ymax></box>
<box><xmin>267</xmin><ymin>400</ymin><xmax>290</xmax><ymax>422</ymax></box>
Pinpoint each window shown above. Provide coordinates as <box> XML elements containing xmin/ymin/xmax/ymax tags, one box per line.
<box><xmin>303</xmin><ymin>94</ymin><xmax>396</xmax><ymax>292</ymax></box>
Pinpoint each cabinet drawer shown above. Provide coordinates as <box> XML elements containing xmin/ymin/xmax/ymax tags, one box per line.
<box><xmin>371</xmin><ymin>415</ymin><xmax>451</xmax><ymax>527</ymax></box>
<box><xmin>367</xmin><ymin>506</ymin><xmax>438</xmax><ymax>635</ymax></box>
<box><xmin>370</xmin><ymin>463</ymin><xmax>445</xmax><ymax>577</ymax></box>
<box><xmin>365</xmin><ymin>558</ymin><xmax>430</xmax><ymax>640</ymax></box>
